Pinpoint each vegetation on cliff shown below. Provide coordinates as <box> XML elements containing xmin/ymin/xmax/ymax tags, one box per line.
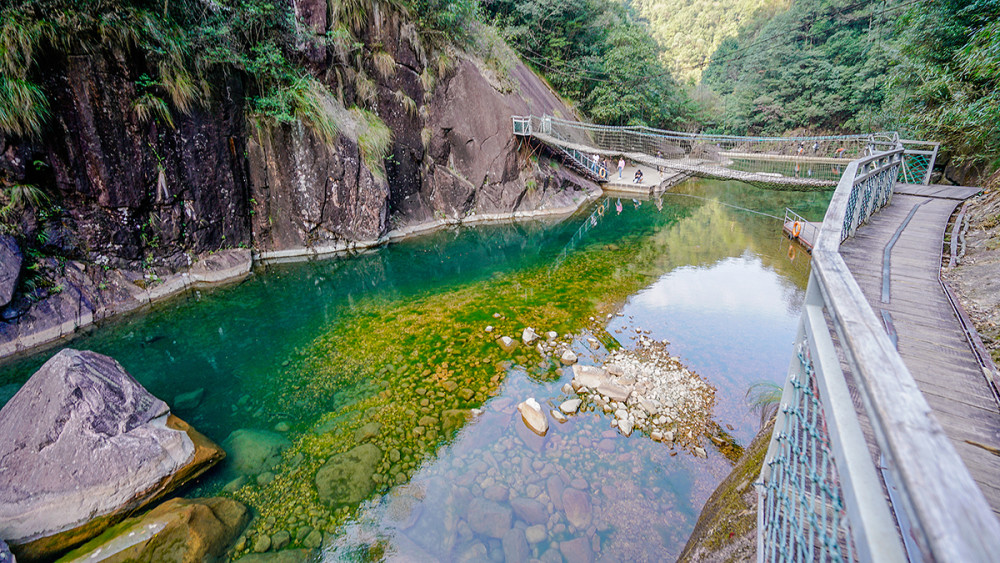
<box><xmin>698</xmin><ymin>0</ymin><xmax>1000</xmax><ymax>170</ymax></box>
<box><xmin>482</xmin><ymin>0</ymin><xmax>691</xmax><ymax>128</ymax></box>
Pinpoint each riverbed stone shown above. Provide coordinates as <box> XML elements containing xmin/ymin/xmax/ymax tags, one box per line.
<box><xmin>466</xmin><ymin>498</ymin><xmax>512</xmax><ymax>538</ymax></box>
<box><xmin>571</xmin><ymin>365</ymin><xmax>608</xmax><ymax>390</ymax></box>
<box><xmin>353</xmin><ymin>422</ymin><xmax>382</xmax><ymax>442</ymax></box>
<box><xmin>560</xmin><ymin>537</ymin><xmax>594</xmax><ymax>563</ymax></box>
<box><xmin>560</xmin><ymin>398</ymin><xmax>582</xmax><ymax>414</ymax></box>
<box><xmin>0</xmin><ymin>235</ymin><xmax>21</xmax><ymax>308</ymax></box>
<box><xmin>511</xmin><ymin>498</ymin><xmax>548</xmax><ymax>526</ymax></box>
<box><xmin>596</xmin><ymin>381</ymin><xmax>631</xmax><ymax>402</ymax></box>
<box><xmin>562</xmin><ymin>489</ymin><xmax>592</xmax><ymax>528</ymax></box>
<box><xmin>484</xmin><ymin>485</ymin><xmax>510</xmax><ymax>502</ymax></box>
<box><xmin>522</xmin><ymin>327</ymin><xmax>539</xmax><ymax>345</ymax></box>
<box><xmin>517</xmin><ymin>398</ymin><xmax>548</xmax><ymax>436</ymax></box>
<box><xmin>315</xmin><ymin>443</ymin><xmax>382</xmax><ymax>507</ymax></box>
<box><xmin>0</xmin><ymin>350</ymin><xmax>224</xmax><ymax>560</ymax></box>
<box><xmin>173</xmin><ymin>387</ymin><xmax>205</xmax><ymax>410</ymax></box>
<box><xmin>525</xmin><ymin>525</ymin><xmax>547</xmax><ymax>544</ymax></box>
<box><xmin>560</xmin><ymin>350</ymin><xmax>578</xmax><ymax>365</ymax></box>
<box><xmin>502</xmin><ymin>528</ymin><xmax>530</xmax><ymax>562</ymax></box>
<box><xmin>223</xmin><ymin>429</ymin><xmax>291</xmax><ymax>477</ymax></box>
<box><xmin>271</xmin><ymin>530</ymin><xmax>291</xmax><ymax>550</ymax></box>
<box><xmin>498</xmin><ymin>336</ymin><xmax>516</xmax><ymax>352</ymax></box>
<box><xmin>235</xmin><ymin>549</ymin><xmax>316</xmax><ymax>563</ymax></box>
<box><xmin>58</xmin><ymin>497</ymin><xmax>250</xmax><ymax>563</ymax></box>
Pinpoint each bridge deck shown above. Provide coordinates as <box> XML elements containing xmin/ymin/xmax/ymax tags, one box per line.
<box><xmin>838</xmin><ymin>183</ymin><xmax>1000</xmax><ymax>517</ymax></box>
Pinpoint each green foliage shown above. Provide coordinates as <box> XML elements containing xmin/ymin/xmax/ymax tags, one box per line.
<box><xmin>0</xmin><ymin>75</ymin><xmax>49</xmax><ymax>137</ymax></box>
<box><xmin>701</xmin><ymin>0</ymin><xmax>889</xmax><ymax>135</ymax></box>
<box><xmin>632</xmin><ymin>0</ymin><xmax>787</xmax><ymax>83</ymax></box>
<box><xmin>483</xmin><ymin>0</ymin><xmax>689</xmax><ymax>128</ymax></box>
<box><xmin>885</xmin><ymin>0</ymin><xmax>1000</xmax><ymax>167</ymax></box>
<box><xmin>352</xmin><ymin>107</ymin><xmax>394</xmax><ymax>176</ymax></box>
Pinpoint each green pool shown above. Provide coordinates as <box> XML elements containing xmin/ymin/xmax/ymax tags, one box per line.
<box><xmin>0</xmin><ymin>178</ymin><xmax>831</xmax><ymax>561</ymax></box>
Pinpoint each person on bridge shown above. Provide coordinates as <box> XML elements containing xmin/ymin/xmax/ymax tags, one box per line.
<box><xmin>618</xmin><ymin>158</ymin><xmax>625</xmax><ymax>178</ymax></box>
<box><xmin>633</xmin><ymin>169</ymin><xmax>644</xmax><ymax>184</ymax></box>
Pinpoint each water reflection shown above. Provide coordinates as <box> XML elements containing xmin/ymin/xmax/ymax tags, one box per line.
<box><xmin>0</xmin><ymin>179</ymin><xmax>831</xmax><ymax>561</ymax></box>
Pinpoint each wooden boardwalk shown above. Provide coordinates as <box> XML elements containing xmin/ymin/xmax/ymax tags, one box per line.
<box><xmin>838</xmin><ymin>183</ymin><xmax>1000</xmax><ymax>517</ymax></box>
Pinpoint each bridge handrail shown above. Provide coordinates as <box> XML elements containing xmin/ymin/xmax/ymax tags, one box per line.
<box><xmin>759</xmin><ymin>146</ymin><xmax>1000</xmax><ymax>561</ymax></box>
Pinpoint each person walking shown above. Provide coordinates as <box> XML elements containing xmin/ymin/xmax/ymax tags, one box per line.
<box><xmin>617</xmin><ymin>158</ymin><xmax>625</xmax><ymax>179</ymax></box>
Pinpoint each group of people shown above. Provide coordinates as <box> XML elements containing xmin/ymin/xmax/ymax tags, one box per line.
<box><xmin>590</xmin><ymin>154</ymin><xmax>654</xmax><ymax>184</ymax></box>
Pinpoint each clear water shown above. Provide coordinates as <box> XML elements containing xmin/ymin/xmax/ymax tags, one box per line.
<box><xmin>0</xmin><ymin>179</ymin><xmax>831</xmax><ymax>561</ymax></box>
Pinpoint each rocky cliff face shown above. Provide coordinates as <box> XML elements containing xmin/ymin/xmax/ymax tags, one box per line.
<box><xmin>0</xmin><ymin>6</ymin><xmax>598</xmax><ymax>357</ymax></box>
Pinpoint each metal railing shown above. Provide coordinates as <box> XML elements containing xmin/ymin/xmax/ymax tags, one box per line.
<box><xmin>784</xmin><ymin>208</ymin><xmax>820</xmax><ymax>247</ymax></box>
<box><xmin>758</xmin><ymin>146</ymin><xmax>1000</xmax><ymax>561</ymax></box>
<box><xmin>513</xmin><ymin>114</ymin><xmax>902</xmax><ymax>166</ymax></box>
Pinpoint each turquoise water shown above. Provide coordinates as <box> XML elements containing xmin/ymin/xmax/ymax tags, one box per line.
<box><xmin>0</xmin><ymin>179</ymin><xmax>831</xmax><ymax>561</ymax></box>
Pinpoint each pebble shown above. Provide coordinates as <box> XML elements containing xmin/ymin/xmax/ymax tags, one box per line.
<box><xmin>551</xmin><ymin>409</ymin><xmax>567</xmax><ymax>423</ymax></box>
<box><xmin>485</xmin><ymin>325</ymin><xmax>494</xmax><ymax>332</ymax></box>
<box><xmin>525</xmin><ymin>525</ymin><xmax>547</xmax><ymax>544</ymax></box>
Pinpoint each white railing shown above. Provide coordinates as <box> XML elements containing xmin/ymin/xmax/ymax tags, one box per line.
<box><xmin>758</xmin><ymin>146</ymin><xmax>1000</xmax><ymax>561</ymax></box>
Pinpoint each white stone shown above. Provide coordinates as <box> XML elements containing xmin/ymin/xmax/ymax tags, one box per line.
<box><xmin>485</xmin><ymin>325</ymin><xmax>494</xmax><ymax>332</ymax></box>
<box><xmin>571</xmin><ymin>365</ymin><xmax>608</xmax><ymax>390</ymax></box>
<box><xmin>614</xmin><ymin>409</ymin><xmax>628</xmax><ymax>420</ymax></box>
<box><xmin>694</xmin><ymin>447</ymin><xmax>707</xmax><ymax>458</ymax></box>
<box><xmin>619</xmin><ymin>419</ymin><xmax>633</xmax><ymax>436</ymax></box>
<box><xmin>559</xmin><ymin>399</ymin><xmax>582</xmax><ymax>414</ymax></box>
<box><xmin>546</xmin><ymin>331</ymin><xmax>558</xmax><ymax>341</ymax></box>
<box><xmin>651</xmin><ymin>431</ymin><xmax>663</xmax><ymax>441</ymax></box>
<box><xmin>522</xmin><ymin>327</ymin><xmax>539</xmax><ymax>345</ymax></box>
<box><xmin>551</xmin><ymin>410</ymin><xmax>567</xmax><ymax>423</ymax></box>
<box><xmin>560</xmin><ymin>350</ymin><xmax>578</xmax><ymax>365</ymax></box>
<box><xmin>525</xmin><ymin>525</ymin><xmax>546</xmax><ymax>544</ymax></box>
<box><xmin>498</xmin><ymin>336</ymin><xmax>516</xmax><ymax>352</ymax></box>
<box><xmin>597</xmin><ymin>381</ymin><xmax>631</xmax><ymax>402</ymax></box>
<box><xmin>517</xmin><ymin>398</ymin><xmax>548</xmax><ymax>436</ymax></box>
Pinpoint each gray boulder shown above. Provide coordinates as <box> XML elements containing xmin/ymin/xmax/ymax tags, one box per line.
<box><xmin>0</xmin><ymin>235</ymin><xmax>21</xmax><ymax>308</ymax></box>
<box><xmin>0</xmin><ymin>349</ymin><xmax>224</xmax><ymax>560</ymax></box>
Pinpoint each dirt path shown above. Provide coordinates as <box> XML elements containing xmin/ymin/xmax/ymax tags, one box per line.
<box><xmin>942</xmin><ymin>182</ymin><xmax>1000</xmax><ymax>367</ymax></box>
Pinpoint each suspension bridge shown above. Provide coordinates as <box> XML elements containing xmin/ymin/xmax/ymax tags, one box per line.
<box><xmin>511</xmin><ymin>115</ymin><xmax>939</xmax><ymax>191</ymax></box>
<box><xmin>514</xmin><ymin>115</ymin><xmax>1000</xmax><ymax>561</ymax></box>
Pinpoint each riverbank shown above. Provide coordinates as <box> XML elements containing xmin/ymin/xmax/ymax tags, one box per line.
<box><xmin>0</xmin><ymin>188</ymin><xmax>600</xmax><ymax>363</ymax></box>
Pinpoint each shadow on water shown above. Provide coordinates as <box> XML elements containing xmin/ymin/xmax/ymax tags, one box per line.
<box><xmin>0</xmin><ymin>178</ymin><xmax>832</xmax><ymax>561</ymax></box>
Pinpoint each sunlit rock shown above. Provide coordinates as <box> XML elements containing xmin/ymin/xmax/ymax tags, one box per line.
<box><xmin>517</xmin><ymin>398</ymin><xmax>548</xmax><ymax>436</ymax></box>
<box><xmin>521</xmin><ymin>327</ymin><xmax>539</xmax><ymax>345</ymax></box>
<box><xmin>560</xmin><ymin>350</ymin><xmax>578</xmax><ymax>365</ymax></box>
<box><xmin>559</xmin><ymin>398</ymin><xmax>582</xmax><ymax>414</ymax></box>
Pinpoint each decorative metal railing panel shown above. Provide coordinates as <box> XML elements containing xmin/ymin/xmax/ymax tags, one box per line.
<box><xmin>759</xmin><ymin>144</ymin><xmax>1000</xmax><ymax>562</ymax></box>
<box><xmin>760</xmin><ymin>337</ymin><xmax>856</xmax><ymax>562</ymax></box>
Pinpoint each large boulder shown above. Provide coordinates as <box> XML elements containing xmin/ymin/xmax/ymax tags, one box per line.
<box><xmin>0</xmin><ymin>350</ymin><xmax>225</xmax><ymax>560</ymax></box>
<box><xmin>315</xmin><ymin>443</ymin><xmax>382</xmax><ymax>507</ymax></box>
<box><xmin>59</xmin><ymin>497</ymin><xmax>249</xmax><ymax>562</ymax></box>
<box><xmin>0</xmin><ymin>235</ymin><xmax>21</xmax><ymax>308</ymax></box>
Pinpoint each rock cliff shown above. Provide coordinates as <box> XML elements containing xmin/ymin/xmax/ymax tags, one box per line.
<box><xmin>0</xmin><ymin>5</ymin><xmax>598</xmax><ymax>359</ymax></box>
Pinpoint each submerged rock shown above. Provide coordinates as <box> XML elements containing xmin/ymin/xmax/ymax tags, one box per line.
<box><xmin>517</xmin><ymin>398</ymin><xmax>548</xmax><ymax>436</ymax></box>
<box><xmin>59</xmin><ymin>497</ymin><xmax>249</xmax><ymax>562</ymax></box>
<box><xmin>222</xmin><ymin>429</ymin><xmax>292</xmax><ymax>477</ymax></box>
<box><xmin>0</xmin><ymin>350</ymin><xmax>224</xmax><ymax>560</ymax></box>
<box><xmin>315</xmin><ymin>443</ymin><xmax>382</xmax><ymax>507</ymax></box>
<box><xmin>235</xmin><ymin>549</ymin><xmax>317</xmax><ymax>563</ymax></box>
<box><xmin>498</xmin><ymin>336</ymin><xmax>516</xmax><ymax>352</ymax></box>
<box><xmin>173</xmin><ymin>387</ymin><xmax>205</xmax><ymax>410</ymax></box>
<box><xmin>466</xmin><ymin>498</ymin><xmax>512</xmax><ymax>538</ymax></box>
<box><xmin>353</xmin><ymin>422</ymin><xmax>382</xmax><ymax>442</ymax></box>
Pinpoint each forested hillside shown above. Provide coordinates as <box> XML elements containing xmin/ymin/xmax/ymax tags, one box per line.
<box><xmin>631</xmin><ymin>0</ymin><xmax>786</xmax><ymax>83</ymax></box>
<box><xmin>700</xmin><ymin>0</ymin><xmax>1000</xmax><ymax>171</ymax></box>
<box><xmin>482</xmin><ymin>0</ymin><xmax>690</xmax><ymax>128</ymax></box>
